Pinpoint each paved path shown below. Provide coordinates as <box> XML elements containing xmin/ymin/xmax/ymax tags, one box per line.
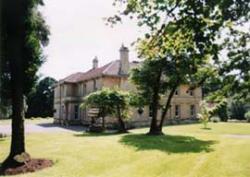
<box><xmin>0</xmin><ymin>123</ymin><xmax>86</xmax><ymax>135</ymax></box>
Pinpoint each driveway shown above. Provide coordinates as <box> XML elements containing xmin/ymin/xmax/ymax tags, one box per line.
<box><xmin>0</xmin><ymin>123</ymin><xmax>86</xmax><ymax>135</ymax></box>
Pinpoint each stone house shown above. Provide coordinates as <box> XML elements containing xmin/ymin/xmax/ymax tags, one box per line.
<box><xmin>53</xmin><ymin>45</ymin><xmax>202</xmax><ymax>127</ymax></box>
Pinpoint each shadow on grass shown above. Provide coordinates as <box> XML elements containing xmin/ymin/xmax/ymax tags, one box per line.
<box><xmin>120</xmin><ymin>134</ymin><xmax>217</xmax><ymax>154</ymax></box>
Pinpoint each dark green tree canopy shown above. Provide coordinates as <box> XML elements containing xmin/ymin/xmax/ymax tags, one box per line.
<box><xmin>26</xmin><ymin>77</ymin><xmax>57</xmax><ymax>118</ymax></box>
<box><xmin>1</xmin><ymin>0</ymin><xmax>50</xmax><ymax>169</ymax></box>
<box><xmin>1</xmin><ymin>0</ymin><xmax>50</xmax><ymax>100</ymax></box>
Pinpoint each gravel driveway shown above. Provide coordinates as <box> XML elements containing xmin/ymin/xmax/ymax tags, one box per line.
<box><xmin>0</xmin><ymin>123</ymin><xmax>86</xmax><ymax>135</ymax></box>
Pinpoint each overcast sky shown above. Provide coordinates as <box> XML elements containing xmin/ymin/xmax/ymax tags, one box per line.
<box><xmin>39</xmin><ymin>0</ymin><xmax>143</xmax><ymax>80</ymax></box>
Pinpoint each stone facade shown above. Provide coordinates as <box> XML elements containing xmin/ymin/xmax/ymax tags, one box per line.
<box><xmin>53</xmin><ymin>45</ymin><xmax>202</xmax><ymax>127</ymax></box>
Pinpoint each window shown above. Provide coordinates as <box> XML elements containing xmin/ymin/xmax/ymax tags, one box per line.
<box><xmin>175</xmin><ymin>105</ymin><xmax>180</xmax><ymax>117</ymax></box>
<box><xmin>83</xmin><ymin>84</ymin><xmax>86</xmax><ymax>95</ymax></box>
<box><xmin>175</xmin><ymin>88</ymin><xmax>180</xmax><ymax>96</ymax></box>
<box><xmin>190</xmin><ymin>105</ymin><xmax>195</xmax><ymax>117</ymax></box>
<box><xmin>74</xmin><ymin>105</ymin><xmax>79</xmax><ymax>119</ymax></box>
<box><xmin>93</xmin><ymin>80</ymin><xmax>97</xmax><ymax>91</ymax></box>
<box><xmin>189</xmin><ymin>89</ymin><xmax>194</xmax><ymax>96</ymax></box>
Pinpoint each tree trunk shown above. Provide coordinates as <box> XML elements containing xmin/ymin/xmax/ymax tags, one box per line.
<box><xmin>158</xmin><ymin>85</ymin><xmax>178</xmax><ymax>132</ymax></box>
<box><xmin>1</xmin><ymin>0</ymin><xmax>26</xmax><ymax>170</ymax></box>
<box><xmin>102</xmin><ymin>117</ymin><xmax>105</xmax><ymax>129</ymax></box>
<box><xmin>148</xmin><ymin>69</ymin><xmax>163</xmax><ymax>135</ymax></box>
<box><xmin>148</xmin><ymin>93</ymin><xmax>162</xmax><ymax>135</ymax></box>
<box><xmin>117</xmin><ymin>106</ymin><xmax>127</xmax><ymax>133</ymax></box>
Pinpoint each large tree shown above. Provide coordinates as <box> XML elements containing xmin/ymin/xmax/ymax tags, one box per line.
<box><xmin>26</xmin><ymin>77</ymin><xmax>57</xmax><ymax>118</ymax></box>
<box><xmin>110</xmin><ymin>0</ymin><xmax>250</xmax><ymax>135</ymax></box>
<box><xmin>83</xmin><ymin>88</ymin><xmax>131</xmax><ymax>133</ymax></box>
<box><xmin>130</xmin><ymin>52</ymin><xmax>213</xmax><ymax>134</ymax></box>
<box><xmin>1</xmin><ymin>0</ymin><xmax>49</xmax><ymax>170</ymax></box>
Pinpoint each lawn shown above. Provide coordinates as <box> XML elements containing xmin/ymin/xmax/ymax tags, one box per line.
<box><xmin>1</xmin><ymin>122</ymin><xmax>250</xmax><ymax>177</ymax></box>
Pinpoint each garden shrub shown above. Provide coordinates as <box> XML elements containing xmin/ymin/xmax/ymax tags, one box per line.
<box><xmin>0</xmin><ymin>133</ymin><xmax>7</xmax><ymax>138</ymax></box>
<box><xmin>245</xmin><ymin>111</ymin><xmax>250</xmax><ymax>122</ymax></box>
<box><xmin>215</xmin><ymin>103</ymin><xmax>228</xmax><ymax>122</ymax></box>
<box><xmin>228</xmin><ymin>101</ymin><xmax>247</xmax><ymax>120</ymax></box>
<box><xmin>210</xmin><ymin>117</ymin><xmax>220</xmax><ymax>123</ymax></box>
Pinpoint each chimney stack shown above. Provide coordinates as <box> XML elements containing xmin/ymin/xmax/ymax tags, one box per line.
<box><xmin>93</xmin><ymin>56</ymin><xmax>98</xmax><ymax>69</ymax></box>
<box><xmin>119</xmin><ymin>44</ymin><xmax>129</xmax><ymax>75</ymax></box>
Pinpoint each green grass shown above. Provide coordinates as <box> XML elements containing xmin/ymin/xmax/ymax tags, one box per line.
<box><xmin>1</xmin><ymin>122</ymin><xmax>250</xmax><ymax>177</ymax></box>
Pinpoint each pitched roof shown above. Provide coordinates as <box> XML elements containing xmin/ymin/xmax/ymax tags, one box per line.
<box><xmin>77</xmin><ymin>61</ymin><xmax>114</xmax><ymax>82</ymax></box>
<box><xmin>60</xmin><ymin>60</ymin><xmax>140</xmax><ymax>84</ymax></box>
<box><xmin>60</xmin><ymin>72</ymin><xmax>84</xmax><ymax>84</ymax></box>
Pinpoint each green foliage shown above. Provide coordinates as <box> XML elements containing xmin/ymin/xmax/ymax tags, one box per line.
<box><xmin>109</xmin><ymin>0</ymin><xmax>250</xmax><ymax>130</ymax></box>
<box><xmin>130</xmin><ymin>59</ymin><xmax>166</xmax><ymax>104</ymax></box>
<box><xmin>211</xmin><ymin>100</ymin><xmax>228</xmax><ymax>122</ymax></box>
<box><xmin>210</xmin><ymin>117</ymin><xmax>220</xmax><ymax>123</ymax></box>
<box><xmin>0</xmin><ymin>0</ymin><xmax>50</xmax><ymax>164</ymax></box>
<box><xmin>26</xmin><ymin>77</ymin><xmax>57</xmax><ymax>118</ymax></box>
<box><xmin>82</xmin><ymin>88</ymin><xmax>131</xmax><ymax>131</ymax></box>
<box><xmin>198</xmin><ymin>100</ymin><xmax>225</xmax><ymax>128</ymax></box>
<box><xmin>82</xmin><ymin>88</ymin><xmax>117</xmax><ymax>118</ymax></box>
<box><xmin>130</xmin><ymin>54</ymin><xmax>213</xmax><ymax>133</ymax></box>
<box><xmin>1</xmin><ymin>0</ymin><xmax>50</xmax><ymax>101</ymax></box>
<box><xmin>198</xmin><ymin>101</ymin><xmax>211</xmax><ymax>129</ymax></box>
<box><xmin>228</xmin><ymin>100</ymin><xmax>247</xmax><ymax>120</ymax></box>
<box><xmin>0</xmin><ymin>133</ymin><xmax>7</xmax><ymax>138</ymax></box>
<box><xmin>245</xmin><ymin>111</ymin><xmax>250</xmax><ymax>122</ymax></box>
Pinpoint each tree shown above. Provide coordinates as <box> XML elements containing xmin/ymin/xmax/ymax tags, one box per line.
<box><xmin>245</xmin><ymin>111</ymin><xmax>250</xmax><ymax>122</ymax></box>
<box><xmin>26</xmin><ymin>77</ymin><xmax>57</xmax><ymax>118</ymax></box>
<box><xmin>1</xmin><ymin>0</ymin><xmax>49</xmax><ymax>170</ymax></box>
<box><xmin>109</xmin><ymin>89</ymin><xmax>131</xmax><ymax>133</ymax></box>
<box><xmin>131</xmin><ymin>55</ymin><xmax>213</xmax><ymax>135</ymax></box>
<box><xmin>82</xmin><ymin>88</ymin><xmax>131</xmax><ymax>133</ymax></box>
<box><xmin>82</xmin><ymin>88</ymin><xmax>114</xmax><ymax>130</ymax></box>
<box><xmin>228</xmin><ymin>100</ymin><xmax>247</xmax><ymax>120</ymax></box>
<box><xmin>109</xmin><ymin>0</ymin><xmax>250</xmax><ymax>135</ymax></box>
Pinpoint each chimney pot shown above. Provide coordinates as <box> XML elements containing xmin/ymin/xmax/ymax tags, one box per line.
<box><xmin>93</xmin><ymin>56</ymin><xmax>98</xmax><ymax>69</ymax></box>
<box><xmin>119</xmin><ymin>44</ymin><xmax>129</xmax><ymax>75</ymax></box>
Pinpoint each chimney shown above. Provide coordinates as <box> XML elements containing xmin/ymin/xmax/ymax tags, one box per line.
<box><xmin>93</xmin><ymin>56</ymin><xmax>98</xmax><ymax>69</ymax></box>
<box><xmin>119</xmin><ymin>44</ymin><xmax>129</xmax><ymax>75</ymax></box>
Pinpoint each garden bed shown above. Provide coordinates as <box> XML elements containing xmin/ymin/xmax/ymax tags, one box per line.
<box><xmin>0</xmin><ymin>159</ymin><xmax>53</xmax><ymax>176</ymax></box>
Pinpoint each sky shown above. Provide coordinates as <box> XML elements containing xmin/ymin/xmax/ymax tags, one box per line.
<box><xmin>39</xmin><ymin>0</ymin><xmax>143</xmax><ymax>80</ymax></box>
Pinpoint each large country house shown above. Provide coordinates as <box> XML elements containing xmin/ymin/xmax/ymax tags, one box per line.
<box><xmin>53</xmin><ymin>45</ymin><xmax>202</xmax><ymax>127</ymax></box>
